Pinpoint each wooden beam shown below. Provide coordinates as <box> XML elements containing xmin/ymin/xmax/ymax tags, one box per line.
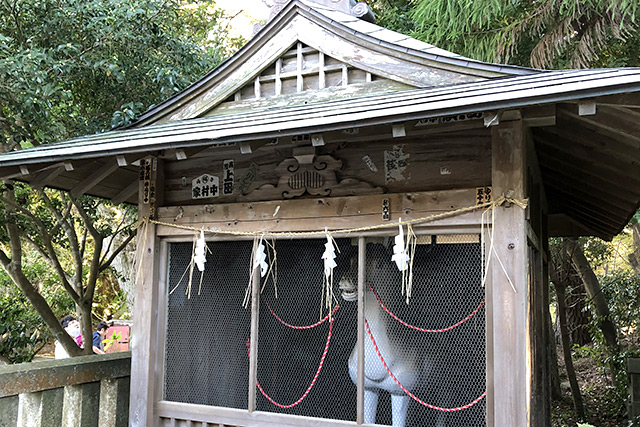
<box><xmin>116</xmin><ymin>156</ymin><xmax>128</xmax><ymax>167</ymax></box>
<box><xmin>64</xmin><ymin>162</ymin><xmax>74</xmax><ymax>171</ymax></box>
<box><xmin>20</xmin><ymin>165</ymin><xmax>29</xmax><ymax>176</ymax></box>
<box><xmin>558</xmin><ymin>106</ymin><xmax>640</xmax><ymax>151</ymax></box>
<box><xmin>592</xmin><ymin>91</ymin><xmax>640</xmax><ymax>108</ymax></box>
<box><xmin>31</xmin><ymin>165</ymin><xmax>65</xmax><ymax>189</ymax></box>
<box><xmin>488</xmin><ymin>119</ymin><xmax>529</xmax><ymax>426</ymax></box>
<box><xmin>156</xmin><ymin>189</ymin><xmax>485</xmax><ymax>236</ymax></box>
<box><xmin>0</xmin><ymin>169</ymin><xmax>24</xmax><ymax>181</ymax></box>
<box><xmin>70</xmin><ymin>159</ymin><xmax>119</xmax><ymax>197</ymax></box>
<box><xmin>111</xmin><ymin>180</ymin><xmax>139</xmax><ymax>205</ymax></box>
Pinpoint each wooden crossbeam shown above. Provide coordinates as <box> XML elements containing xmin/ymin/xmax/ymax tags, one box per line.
<box><xmin>70</xmin><ymin>159</ymin><xmax>119</xmax><ymax>197</ymax></box>
<box><xmin>0</xmin><ymin>169</ymin><xmax>27</xmax><ymax>181</ymax></box>
<box><xmin>112</xmin><ymin>180</ymin><xmax>139</xmax><ymax>205</ymax></box>
<box><xmin>31</xmin><ymin>165</ymin><xmax>65</xmax><ymax>189</ymax></box>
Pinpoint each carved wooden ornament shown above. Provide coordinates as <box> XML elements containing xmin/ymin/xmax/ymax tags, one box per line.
<box><xmin>240</xmin><ymin>152</ymin><xmax>382</xmax><ymax>201</ymax></box>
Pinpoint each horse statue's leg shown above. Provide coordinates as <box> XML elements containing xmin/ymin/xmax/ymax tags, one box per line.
<box><xmin>363</xmin><ymin>388</ymin><xmax>380</xmax><ymax>424</ymax></box>
<box><xmin>390</xmin><ymin>394</ymin><xmax>411</xmax><ymax>427</ymax></box>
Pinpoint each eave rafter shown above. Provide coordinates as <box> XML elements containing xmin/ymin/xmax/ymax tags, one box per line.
<box><xmin>546</xmin><ymin>189</ymin><xmax>623</xmax><ymax>237</ymax></box>
<box><xmin>557</xmin><ymin>104</ymin><xmax>640</xmax><ymax>154</ymax></box>
<box><xmin>535</xmin><ymin>127</ymin><xmax>640</xmax><ymax>182</ymax></box>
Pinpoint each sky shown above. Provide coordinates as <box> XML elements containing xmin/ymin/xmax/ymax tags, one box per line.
<box><xmin>215</xmin><ymin>0</ymin><xmax>271</xmax><ymax>40</ymax></box>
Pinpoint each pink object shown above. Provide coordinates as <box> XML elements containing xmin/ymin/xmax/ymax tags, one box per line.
<box><xmin>104</xmin><ymin>324</ymin><xmax>130</xmax><ymax>353</ymax></box>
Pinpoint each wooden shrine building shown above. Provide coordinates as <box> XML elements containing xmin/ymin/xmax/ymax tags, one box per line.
<box><xmin>1</xmin><ymin>1</ymin><xmax>640</xmax><ymax>426</ymax></box>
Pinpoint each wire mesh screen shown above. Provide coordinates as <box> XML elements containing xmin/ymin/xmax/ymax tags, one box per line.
<box><xmin>164</xmin><ymin>241</ymin><xmax>252</xmax><ymax>408</ymax></box>
<box><xmin>256</xmin><ymin>238</ymin><xmax>357</xmax><ymax>421</ymax></box>
<box><xmin>362</xmin><ymin>236</ymin><xmax>485</xmax><ymax>427</ymax></box>
<box><xmin>163</xmin><ymin>235</ymin><xmax>484</xmax><ymax>426</ymax></box>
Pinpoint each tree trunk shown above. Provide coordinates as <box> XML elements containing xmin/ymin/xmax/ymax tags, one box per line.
<box><xmin>554</xmin><ymin>278</ymin><xmax>586</xmax><ymax>420</ymax></box>
<box><xmin>629</xmin><ymin>223</ymin><xmax>640</xmax><ymax>276</ymax></box>
<box><xmin>564</xmin><ymin>267</ymin><xmax>592</xmax><ymax>346</ymax></box>
<box><xmin>547</xmin><ymin>308</ymin><xmax>563</xmax><ymax>400</ymax></box>
<box><xmin>77</xmin><ymin>298</ymin><xmax>95</xmax><ymax>355</ymax></box>
<box><xmin>563</xmin><ymin>238</ymin><xmax>619</xmax><ymax>353</ymax></box>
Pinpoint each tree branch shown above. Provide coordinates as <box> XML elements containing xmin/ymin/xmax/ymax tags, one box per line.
<box><xmin>100</xmin><ymin>213</ymin><xmax>130</xmax><ymax>264</ymax></box>
<box><xmin>0</xmin><ymin>191</ymin><xmax>80</xmax><ymax>302</ymax></box>
<box><xmin>99</xmin><ymin>231</ymin><xmax>135</xmax><ymax>273</ymax></box>
<box><xmin>38</xmin><ymin>189</ymin><xmax>84</xmax><ymax>293</ymax></box>
<box><xmin>70</xmin><ymin>196</ymin><xmax>103</xmax><ymax>301</ymax></box>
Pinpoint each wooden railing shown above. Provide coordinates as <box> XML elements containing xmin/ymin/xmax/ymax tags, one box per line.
<box><xmin>0</xmin><ymin>352</ymin><xmax>131</xmax><ymax>427</ymax></box>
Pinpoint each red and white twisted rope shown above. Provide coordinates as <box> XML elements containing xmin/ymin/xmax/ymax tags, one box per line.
<box><xmin>265</xmin><ymin>300</ymin><xmax>339</xmax><ymax>329</ymax></box>
<box><xmin>369</xmin><ymin>286</ymin><xmax>484</xmax><ymax>333</ymax></box>
<box><xmin>248</xmin><ymin>317</ymin><xmax>334</xmax><ymax>409</ymax></box>
<box><xmin>365</xmin><ymin>320</ymin><xmax>486</xmax><ymax>412</ymax></box>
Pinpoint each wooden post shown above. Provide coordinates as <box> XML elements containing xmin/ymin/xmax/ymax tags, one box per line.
<box><xmin>248</xmin><ymin>254</ymin><xmax>261</xmax><ymax>412</ymax></box>
<box><xmin>356</xmin><ymin>236</ymin><xmax>365</xmax><ymax>424</ymax></box>
<box><xmin>129</xmin><ymin>157</ymin><xmax>164</xmax><ymax>427</ymax></box>
<box><xmin>487</xmin><ymin>119</ymin><xmax>529</xmax><ymax>426</ymax></box>
<box><xmin>527</xmin><ymin>129</ymin><xmax>552</xmax><ymax>427</ymax></box>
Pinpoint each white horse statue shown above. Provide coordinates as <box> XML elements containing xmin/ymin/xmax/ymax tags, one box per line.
<box><xmin>339</xmin><ymin>256</ymin><xmax>419</xmax><ymax>427</ymax></box>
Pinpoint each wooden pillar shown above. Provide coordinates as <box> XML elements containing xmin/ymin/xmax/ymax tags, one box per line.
<box><xmin>129</xmin><ymin>157</ymin><xmax>164</xmax><ymax>427</ymax></box>
<box><xmin>527</xmin><ymin>131</ymin><xmax>551</xmax><ymax>426</ymax></box>
<box><xmin>247</xmin><ymin>261</ymin><xmax>260</xmax><ymax>413</ymax></box>
<box><xmin>356</xmin><ymin>236</ymin><xmax>365</xmax><ymax>424</ymax></box>
<box><xmin>487</xmin><ymin>119</ymin><xmax>529</xmax><ymax>426</ymax></box>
